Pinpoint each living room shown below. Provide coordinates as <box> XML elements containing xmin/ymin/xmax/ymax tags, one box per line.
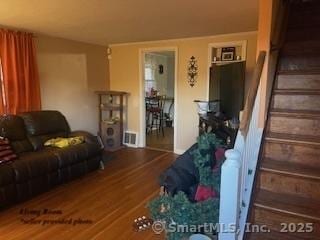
<box><xmin>1</xmin><ymin>1</ymin><xmax>319</xmax><ymax>240</ymax></box>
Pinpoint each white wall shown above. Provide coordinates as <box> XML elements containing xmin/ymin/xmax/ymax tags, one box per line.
<box><xmin>36</xmin><ymin>35</ymin><xmax>108</xmax><ymax>134</ymax></box>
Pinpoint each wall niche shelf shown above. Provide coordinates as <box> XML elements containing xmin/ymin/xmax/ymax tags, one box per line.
<box><xmin>209</xmin><ymin>40</ymin><xmax>247</xmax><ymax>64</ymax></box>
<box><xmin>212</xmin><ymin>60</ymin><xmax>245</xmax><ymax>65</ymax></box>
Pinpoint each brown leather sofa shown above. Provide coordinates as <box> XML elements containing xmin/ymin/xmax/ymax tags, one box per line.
<box><xmin>0</xmin><ymin>111</ymin><xmax>103</xmax><ymax>208</ymax></box>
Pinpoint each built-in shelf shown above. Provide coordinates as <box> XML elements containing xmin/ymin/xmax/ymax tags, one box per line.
<box><xmin>100</xmin><ymin>104</ymin><xmax>122</xmax><ymax>111</ymax></box>
<box><xmin>209</xmin><ymin>40</ymin><xmax>247</xmax><ymax>64</ymax></box>
<box><xmin>212</xmin><ymin>60</ymin><xmax>245</xmax><ymax>65</ymax></box>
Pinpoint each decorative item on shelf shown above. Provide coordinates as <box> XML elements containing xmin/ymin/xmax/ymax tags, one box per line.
<box><xmin>221</xmin><ymin>47</ymin><xmax>235</xmax><ymax>61</ymax></box>
<box><xmin>213</xmin><ymin>57</ymin><xmax>217</xmax><ymax>63</ymax></box>
<box><xmin>236</xmin><ymin>55</ymin><xmax>241</xmax><ymax>60</ymax></box>
<box><xmin>103</xmin><ymin>117</ymin><xmax>119</xmax><ymax>125</ymax></box>
<box><xmin>187</xmin><ymin>56</ymin><xmax>198</xmax><ymax>87</ymax></box>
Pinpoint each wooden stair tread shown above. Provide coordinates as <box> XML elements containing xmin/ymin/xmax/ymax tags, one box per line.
<box><xmin>248</xmin><ymin>3</ymin><xmax>320</xmax><ymax>238</ymax></box>
<box><xmin>281</xmin><ymin>40</ymin><xmax>320</xmax><ymax>55</ymax></box>
<box><xmin>278</xmin><ymin>69</ymin><xmax>320</xmax><ymax>75</ymax></box>
<box><xmin>277</xmin><ymin>72</ymin><xmax>320</xmax><ymax>78</ymax></box>
<box><xmin>261</xmin><ymin>158</ymin><xmax>320</xmax><ymax>180</ymax></box>
<box><xmin>266</xmin><ymin>132</ymin><xmax>320</xmax><ymax>146</ymax></box>
<box><xmin>254</xmin><ymin>190</ymin><xmax>320</xmax><ymax>221</ymax></box>
<box><xmin>274</xmin><ymin>89</ymin><xmax>320</xmax><ymax>95</ymax></box>
<box><xmin>270</xmin><ymin>109</ymin><xmax>320</xmax><ymax>118</ymax></box>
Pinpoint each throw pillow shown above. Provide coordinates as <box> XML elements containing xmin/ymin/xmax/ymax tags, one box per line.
<box><xmin>44</xmin><ymin>136</ymin><xmax>85</xmax><ymax>148</ymax></box>
<box><xmin>0</xmin><ymin>138</ymin><xmax>17</xmax><ymax>164</ymax></box>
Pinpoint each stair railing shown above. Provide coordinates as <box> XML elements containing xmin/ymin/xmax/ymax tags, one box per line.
<box><xmin>218</xmin><ymin>0</ymin><xmax>290</xmax><ymax>238</ymax></box>
<box><xmin>218</xmin><ymin>51</ymin><xmax>266</xmax><ymax>240</ymax></box>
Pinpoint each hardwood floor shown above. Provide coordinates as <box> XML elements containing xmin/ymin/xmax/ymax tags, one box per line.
<box><xmin>146</xmin><ymin>127</ymin><xmax>174</xmax><ymax>151</ymax></box>
<box><xmin>0</xmin><ymin>148</ymin><xmax>176</xmax><ymax>240</ymax></box>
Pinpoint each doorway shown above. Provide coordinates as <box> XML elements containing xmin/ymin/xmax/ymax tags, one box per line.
<box><xmin>140</xmin><ymin>49</ymin><xmax>177</xmax><ymax>152</ymax></box>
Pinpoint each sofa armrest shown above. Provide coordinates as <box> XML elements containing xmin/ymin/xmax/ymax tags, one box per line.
<box><xmin>69</xmin><ymin>131</ymin><xmax>103</xmax><ymax>149</ymax></box>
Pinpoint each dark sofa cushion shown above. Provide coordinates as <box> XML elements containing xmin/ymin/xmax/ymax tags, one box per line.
<box><xmin>20</xmin><ymin>111</ymin><xmax>70</xmax><ymax>150</ymax></box>
<box><xmin>69</xmin><ymin>131</ymin><xmax>102</xmax><ymax>146</ymax></box>
<box><xmin>0</xmin><ymin>163</ymin><xmax>15</xmax><ymax>187</ymax></box>
<box><xmin>46</xmin><ymin>142</ymin><xmax>101</xmax><ymax>168</ymax></box>
<box><xmin>12</xmin><ymin>150</ymin><xmax>59</xmax><ymax>183</ymax></box>
<box><xmin>0</xmin><ymin>115</ymin><xmax>33</xmax><ymax>153</ymax></box>
<box><xmin>28</xmin><ymin>132</ymin><xmax>69</xmax><ymax>151</ymax></box>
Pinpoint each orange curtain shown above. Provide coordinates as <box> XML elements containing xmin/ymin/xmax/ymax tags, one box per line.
<box><xmin>0</xmin><ymin>29</ymin><xmax>41</xmax><ymax>114</ymax></box>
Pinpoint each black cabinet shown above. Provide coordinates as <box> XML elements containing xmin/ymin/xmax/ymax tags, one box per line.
<box><xmin>198</xmin><ymin>113</ymin><xmax>238</xmax><ymax>148</ymax></box>
<box><xmin>209</xmin><ymin>61</ymin><xmax>246</xmax><ymax>120</ymax></box>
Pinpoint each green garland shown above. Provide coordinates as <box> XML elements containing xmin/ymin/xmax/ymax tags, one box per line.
<box><xmin>191</xmin><ymin>133</ymin><xmax>223</xmax><ymax>188</ymax></box>
<box><xmin>148</xmin><ymin>133</ymin><xmax>224</xmax><ymax>240</ymax></box>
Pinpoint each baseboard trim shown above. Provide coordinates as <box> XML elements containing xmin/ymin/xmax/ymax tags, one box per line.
<box><xmin>174</xmin><ymin>148</ymin><xmax>186</xmax><ymax>155</ymax></box>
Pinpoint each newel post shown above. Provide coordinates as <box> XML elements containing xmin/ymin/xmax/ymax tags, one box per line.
<box><xmin>218</xmin><ymin>149</ymin><xmax>241</xmax><ymax>240</ymax></box>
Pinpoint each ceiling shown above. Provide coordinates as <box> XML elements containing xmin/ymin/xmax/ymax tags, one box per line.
<box><xmin>0</xmin><ymin>0</ymin><xmax>259</xmax><ymax>46</ymax></box>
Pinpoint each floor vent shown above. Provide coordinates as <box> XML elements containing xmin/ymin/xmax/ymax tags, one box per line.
<box><xmin>123</xmin><ymin>131</ymin><xmax>138</xmax><ymax>148</ymax></box>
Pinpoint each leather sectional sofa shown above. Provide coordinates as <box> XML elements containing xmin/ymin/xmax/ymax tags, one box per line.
<box><xmin>0</xmin><ymin>111</ymin><xmax>103</xmax><ymax>208</ymax></box>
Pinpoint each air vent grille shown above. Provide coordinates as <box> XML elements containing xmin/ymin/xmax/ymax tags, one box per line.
<box><xmin>123</xmin><ymin>131</ymin><xmax>138</xmax><ymax>148</ymax></box>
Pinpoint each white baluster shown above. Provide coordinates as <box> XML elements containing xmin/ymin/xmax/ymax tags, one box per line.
<box><xmin>219</xmin><ymin>149</ymin><xmax>241</xmax><ymax>240</ymax></box>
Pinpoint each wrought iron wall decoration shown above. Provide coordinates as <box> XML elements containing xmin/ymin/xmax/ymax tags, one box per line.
<box><xmin>187</xmin><ymin>56</ymin><xmax>198</xmax><ymax>87</ymax></box>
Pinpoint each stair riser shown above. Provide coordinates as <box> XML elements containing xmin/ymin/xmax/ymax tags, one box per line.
<box><xmin>272</xmin><ymin>94</ymin><xmax>320</xmax><ymax>111</ymax></box>
<box><xmin>282</xmin><ymin>41</ymin><xmax>320</xmax><ymax>56</ymax></box>
<box><xmin>289</xmin><ymin>15</ymin><xmax>320</xmax><ymax>30</ymax></box>
<box><xmin>286</xmin><ymin>27</ymin><xmax>320</xmax><ymax>42</ymax></box>
<box><xmin>259</xmin><ymin>171</ymin><xmax>320</xmax><ymax>200</ymax></box>
<box><xmin>291</xmin><ymin>2</ymin><xmax>320</xmax><ymax>14</ymax></box>
<box><xmin>268</xmin><ymin>116</ymin><xmax>320</xmax><ymax>137</ymax></box>
<box><xmin>280</xmin><ymin>55</ymin><xmax>320</xmax><ymax>72</ymax></box>
<box><xmin>263</xmin><ymin>141</ymin><xmax>320</xmax><ymax>167</ymax></box>
<box><xmin>277</xmin><ymin>75</ymin><xmax>320</xmax><ymax>90</ymax></box>
<box><xmin>252</xmin><ymin>207</ymin><xmax>320</xmax><ymax>239</ymax></box>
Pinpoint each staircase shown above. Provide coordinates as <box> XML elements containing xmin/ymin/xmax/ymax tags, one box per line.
<box><xmin>247</xmin><ymin>1</ymin><xmax>320</xmax><ymax>239</ymax></box>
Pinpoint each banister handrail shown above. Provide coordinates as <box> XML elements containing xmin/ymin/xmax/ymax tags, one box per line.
<box><xmin>239</xmin><ymin>51</ymin><xmax>266</xmax><ymax>135</ymax></box>
<box><xmin>219</xmin><ymin>2</ymin><xmax>291</xmax><ymax>240</ymax></box>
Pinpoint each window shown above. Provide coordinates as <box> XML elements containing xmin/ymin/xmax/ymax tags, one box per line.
<box><xmin>145</xmin><ymin>64</ymin><xmax>156</xmax><ymax>92</ymax></box>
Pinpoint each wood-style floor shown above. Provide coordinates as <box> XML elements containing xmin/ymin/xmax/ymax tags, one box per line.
<box><xmin>0</xmin><ymin>148</ymin><xmax>176</xmax><ymax>240</ymax></box>
<box><xmin>146</xmin><ymin>127</ymin><xmax>174</xmax><ymax>151</ymax></box>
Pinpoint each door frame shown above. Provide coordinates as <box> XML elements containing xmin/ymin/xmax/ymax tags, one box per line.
<box><xmin>138</xmin><ymin>46</ymin><xmax>178</xmax><ymax>153</ymax></box>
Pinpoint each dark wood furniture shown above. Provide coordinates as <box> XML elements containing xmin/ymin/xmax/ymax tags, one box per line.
<box><xmin>145</xmin><ymin>96</ymin><xmax>166</xmax><ymax>136</ymax></box>
<box><xmin>198</xmin><ymin>113</ymin><xmax>238</xmax><ymax>148</ymax></box>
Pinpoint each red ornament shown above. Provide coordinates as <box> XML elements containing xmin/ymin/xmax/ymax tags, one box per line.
<box><xmin>195</xmin><ymin>185</ymin><xmax>218</xmax><ymax>202</ymax></box>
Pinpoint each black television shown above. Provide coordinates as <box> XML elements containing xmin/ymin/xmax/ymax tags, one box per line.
<box><xmin>209</xmin><ymin>61</ymin><xmax>246</xmax><ymax>120</ymax></box>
